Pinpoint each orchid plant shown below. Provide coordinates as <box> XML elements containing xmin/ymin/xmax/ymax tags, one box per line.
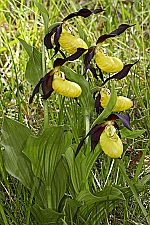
<box><xmin>1</xmin><ymin>3</ymin><xmax>149</xmax><ymax>225</ymax></box>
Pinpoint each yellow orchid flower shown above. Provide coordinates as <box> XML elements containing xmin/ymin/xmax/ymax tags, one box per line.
<box><xmin>59</xmin><ymin>30</ymin><xmax>88</xmax><ymax>54</ymax></box>
<box><xmin>100</xmin><ymin>88</ymin><xmax>133</xmax><ymax>112</ymax></box>
<box><xmin>52</xmin><ymin>74</ymin><xmax>82</xmax><ymax>98</ymax></box>
<box><xmin>100</xmin><ymin>124</ymin><xmax>123</xmax><ymax>158</ymax></box>
<box><xmin>95</xmin><ymin>50</ymin><xmax>123</xmax><ymax>73</ymax></box>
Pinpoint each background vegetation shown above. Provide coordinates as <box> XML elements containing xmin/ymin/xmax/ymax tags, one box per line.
<box><xmin>0</xmin><ymin>0</ymin><xmax>149</xmax><ymax>224</ymax></box>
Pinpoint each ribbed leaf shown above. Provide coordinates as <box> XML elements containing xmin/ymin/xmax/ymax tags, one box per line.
<box><xmin>120</xmin><ymin>127</ymin><xmax>145</xmax><ymax>139</ymax></box>
<box><xmin>1</xmin><ymin>117</ymin><xmax>34</xmax><ymax>188</ymax></box>
<box><xmin>23</xmin><ymin>126</ymin><xmax>69</xmax><ymax>186</ymax></box>
<box><xmin>31</xmin><ymin>204</ymin><xmax>63</xmax><ymax>225</ymax></box>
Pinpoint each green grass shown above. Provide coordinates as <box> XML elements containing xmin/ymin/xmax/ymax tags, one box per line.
<box><xmin>0</xmin><ymin>0</ymin><xmax>150</xmax><ymax>224</ymax></box>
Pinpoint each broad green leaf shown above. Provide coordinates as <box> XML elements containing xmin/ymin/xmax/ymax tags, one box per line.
<box><xmin>76</xmin><ymin>187</ymin><xmax>124</xmax><ymax>223</ymax></box>
<box><xmin>61</xmin><ymin>66</ymin><xmax>94</xmax><ymax>113</ymax></box>
<box><xmin>51</xmin><ymin>159</ymin><xmax>68</xmax><ymax>210</ymax></box>
<box><xmin>18</xmin><ymin>38</ymin><xmax>43</xmax><ymax>85</ymax></box>
<box><xmin>120</xmin><ymin>127</ymin><xmax>145</xmax><ymax>139</ymax></box>
<box><xmin>35</xmin><ymin>2</ymin><xmax>49</xmax><ymax>33</ymax></box>
<box><xmin>23</xmin><ymin>126</ymin><xmax>71</xmax><ymax>209</ymax></box>
<box><xmin>25</xmin><ymin>48</ymin><xmax>43</xmax><ymax>85</ymax></box>
<box><xmin>65</xmin><ymin>145</ymin><xmax>100</xmax><ymax>194</ymax></box>
<box><xmin>65</xmin><ymin>146</ymin><xmax>84</xmax><ymax>194</ymax></box>
<box><xmin>77</xmin><ymin>187</ymin><xmax>125</xmax><ymax>204</ymax></box>
<box><xmin>91</xmin><ymin>82</ymin><xmax>117</xmax><ymax>127</ymax></box>
<box><xmin>1</xmin><ymin>117</ymin><xmax>34</xmax><ymax>188</ymax></box>
<box><xmin>31</xmin><ymin>204</ymin><xmax>63</xmax><ymax>225</ymax></box>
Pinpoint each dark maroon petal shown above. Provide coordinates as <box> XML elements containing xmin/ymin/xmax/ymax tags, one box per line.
<box><xmin>84</xmin><ymin>47</ymin><xmax>95</xmax><ymax>73</ymax></box>
<box><xmin>63</xmin><ymin>8</ymin><xmax>104</xmax><ymax>22</ymax></box>
<box><xmin>101</xmin><ymin>61</ymin><xmax>139</xmax><ymax>86</ymax></box>
<box><xmin>96</xmin><ymin>24</ymin><xmax>135</xmax><ymax>44</ymax></box>
<box><xmin>75</xmin><ymin>123</ymin><xmax>105</xmax><ymax>157</ymax></box>
<box><xmin>54</xmin><ymin>25</ymin><xmax>62</xmax><ymax>49</ymax></box>
<box><xmin>29</xmin><ymin>78</ymin><xmax>44</xmax><ymax>104</ymax></box>
<box><xmin>53</xmin><ymin>58</ymin><xmax>66</xmax><ymax>68</ymax></box>
<box><xmin>90</xmin><ymin>124</ymin><xmax>106</xmax><ymax>151</ymax></box>
<box><xmin>66</xmin><ymin>48</ymin><xmax>87</xmax><ymax>61</ymax></box>
<box><xmin>44</xmin><ymin>26</ymin><xmax>58</xmax><ymax>49</ymax></box>
<box><xmin>42</xmin><ymin>74</ymin><xmax>54</xmax><ymax>100</ymax></box>
<box><xmin>106</xmin><ymin>114</ymin><xmax>118</xmax><ymax>121</ymax></box>
<box><xmin>29</xmin><ymin>71</ymin><xmax>53</xmax><ymax>104</ymax></box>
<box><xmin>116</xmin><ymin>113</ymin><xmax>131</xmax><ymax>130</ymax></box>
<box><xmin>95</xmin><ymin>92</ymin><xmax>102</xmax><ymax>114</ymax></box>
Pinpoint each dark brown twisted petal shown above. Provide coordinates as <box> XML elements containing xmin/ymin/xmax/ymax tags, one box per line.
<box><xmin>84</xmin><ymin>47</ymin><xmax>95</xmax><ymax>73</ymax></box>
<box><xmin>75</xmin><ymin>123</ymin><xmax>105</xmax><ymax>157</ymax></box>
<box><xmin>101</xmin><ymin>61</ymin><xmax>138</xmax><ymax>86</ymax></box>
<box><xmin>29</xmin><ymin>71</ymin><xmax>54</xmax><ymax>104</ymax></box>
<box><xmin>63</xmin><ymin>8</ymin><xmax>104</xmax><ymax>22</ymax></box>
<box><xmin>96</xmin><ymin>24</ymin><xmax>135</xmax><ymax>44</ymax></box>
<box><xmin>53</xmin><ymin>48</ymin><xmax>86</xmax><ymax>68</ymax></box>
<box><xmin>95</xmin><ymin>92</ymin><xmax>102</xmax><ymax>114</ymax></box>
<box><xmin>66</xmin><ymin>48</ymin><xmax>87</xmax><ymax>61</ymax></box>
<box><xmin>42</xmin><ymin>74</ymin><xmax>54</xmax><ymax>100</ymax></box>
<box><xmin>44</xmin><ymin>25</ymin><xmax>60</xmax><ymax>49</ymax></box>
<box><xmin>116</xmin><ymin>113</ymin><xmax>131</xmax><ymax>130</ymax></box>
<box><xmin>53</xmin><ymin>58</ymin><xmax>66</xmax><ymax>68</ymax></box>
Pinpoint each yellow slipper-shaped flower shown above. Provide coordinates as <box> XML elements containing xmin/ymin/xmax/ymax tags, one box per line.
<box><xmin>100</xmin><ymin>124</ymin><xmax>123</xmax><ymax>158</ymax></box>
<box><xmin>59</xmin><ymin>31</ymin><xmax>88</xmax><ymax>54</ymax></box>
<box><xmin>52</xmin><ymin>75</ymin><xmax>82</xmax><ymax>98</ymax></box>
<box><xmin>100</xmin><ymin>88</ymin><xmax>133</xmax><ymax>112</ymax></box>
<box><xmin>95</xmin><ymin>51</ymin><xmax>123</xmax><ymax>73</ymax></box>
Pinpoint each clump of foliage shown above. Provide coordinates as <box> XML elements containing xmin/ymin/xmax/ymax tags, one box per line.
<box><xmin>1</xmin><ymin>1</ymin><xmax>150</xmax><ymax>225</ymax></box>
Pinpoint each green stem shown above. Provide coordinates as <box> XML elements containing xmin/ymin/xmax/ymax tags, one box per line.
<box><xmin>43</xmin><ymin>100</ymin><xmax>49</xmax><ymax>129</ymax></box>
<box><xmin>0</xmin><ymin>201</ymin><xmax>8</xmax><ymax>225</ymax></box>
<box><xmin>46</xmin><ymin>187</ymin><xmax>52</xmax><ymax>208</ymax></box>
<box><xmin>118</xmin><ymin>159</ymin><xmax>150</xmax><ymax>224</ymax></box>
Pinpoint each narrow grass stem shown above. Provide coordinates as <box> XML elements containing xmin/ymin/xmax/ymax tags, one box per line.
<box><xmin>118</xmin><ymin>159</ymin><xmax>150</xmax><ymax>224</ymax></box>
<box><xmin>0</xmin><ymin>201</ymin><xmax>8</xmax><ymax>225</ymax></box>
<box><xmin>43</xmin><ymin>100</ymin><xmax>49</xmax><ymax>129</ymax></box>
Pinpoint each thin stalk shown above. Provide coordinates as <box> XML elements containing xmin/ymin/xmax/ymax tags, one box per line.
<box><xmin>0</xmin><ymin>201</ymin><xmax>9</xmax><ymax>225</ymax></box>
<box><xmin>118</xmin><ymin>159</ymin><xmax>150</xmax><ymax>224</ymax></box>
<box><xmin>26</xmin><ymin>183</ymin><xmax>36</xmax><ymax>225</ymax></box>
<box><xmin>43</xmin><ymin>100</ymin><xmax>49</xmax><ymax>129</ymax></box>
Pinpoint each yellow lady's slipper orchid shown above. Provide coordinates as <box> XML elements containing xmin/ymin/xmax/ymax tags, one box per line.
<box><xmin>95</xmin><ymin>51</ymin><xmax>123</xmax><ymax>73</ymax></box>
<box><xmin>52</xmin><ymin>75</ymin><xmax>82</xmax><ymax>98</ymax></box>
<box><xmin>100</xmin><ymin>124</ymin><xmax>123</xmax><ymax>158</ymax></box>
<box><xmin>59</xmin><ymin>31</ymin><xmax>88</xmax><ymax>54</ymax></box>
<box><xmin>100</xmin><ymin>88</ymin><xmax>133</xmax><ymax>112</ymax></box>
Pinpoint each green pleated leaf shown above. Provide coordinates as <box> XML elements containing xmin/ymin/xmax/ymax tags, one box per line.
<box><xmin>120</xmin><ymin>127</ymin><xmax>145</xmax><ymax>139</ymax></box>
<box><xmin>31</xmin><ymin>204</ymin><xmax>63</xmax><ymax>225</ymax></box>
<box><xmin>61</xmin><ymin>66</ymin><xmax>94</xmax><ymax>113</ymax></box>
<box><xmin>23</xmin><ymin>126</ymin><xmax>69</xmax><ymax>185</ymax></box>
<box><xmin>91</xmin><ymin>83</ymin><xmax>117</xmax><ymax>127</ymax></box>
<box><xmin>23</xmin><ymin>126</ymin><xmax>71</xmax><ymax>209</ymax></box>
<box><xmin>18</xmin><ymin>38</ymin><xmax>43</xmax><ymax>85</ymax></box>
<box><xmin>77</xmin><ymin>187</ymin><xmax>125</xmax><ymax>204</ymax></box>
<box><xmin>51</xmin><ymin>159</ymin><xmax>68</xmax><ymax>210</ymax></box>
<box><xmin>77</xmin><ymin>187</ymin><xmax>125</xmax><ymax>223</ymax></box>
<box><xmin>65</xmin><ymin>144</ymin><xmax>100</xmax><ymax>194</ymax></box>
<box><xmin>1</xmin><ymin>117</ymin><xmax>34</xmax><ymax>188</ymax></box>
